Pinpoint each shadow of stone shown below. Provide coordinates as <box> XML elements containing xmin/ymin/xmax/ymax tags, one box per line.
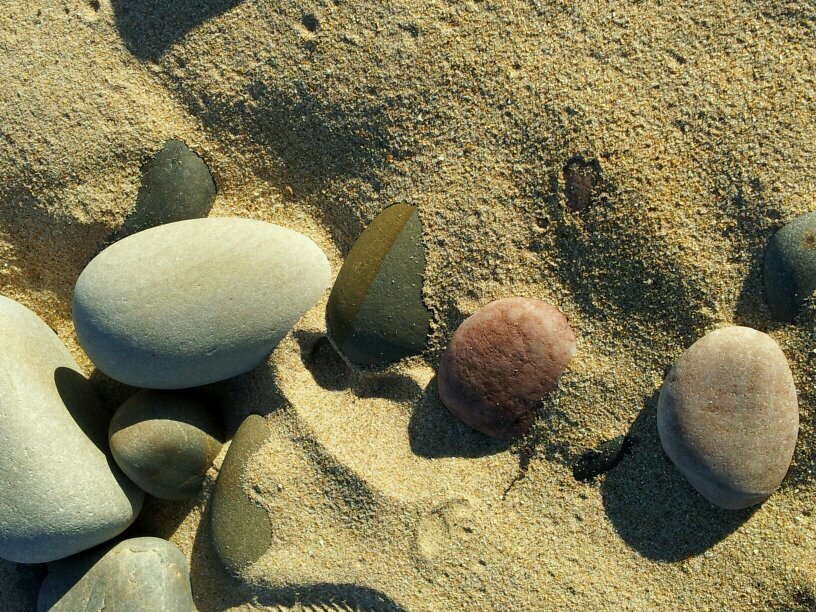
<box><xmin>88</xmin><ymin>368</ymin><xmax>139</xmax><ymax>413</ymax></box>
<box><xmin>352</xmin><ymin>371</ymin><xmax>424</xmax><ymax>404</ymax></box>
<box><xmin>53</xmin><ymin>367</ymin><xmax>111</xmax><ymax>454</ymax></box>
<box><xmin>296</xmin><ymin>331</ymin><xmax>351</xmax><ymax>392</ymax></box>
<box><xmin>171</xmin><ymin>76</ymin><xmax>420</xmax><ymax>251</ymax></box>
<box><xmin>0</xmin><ymin>179</ymin><xmax>111</xmax><ymax>309</ymax></box>
<box><xmin>553</xmin><ymin>212</ymin><xmax>709</xmax><ymax>349</ymax></box>
<box><xmin>111</xmin><ymin>0</ymin><xmax>246</xmax><ymax>62</ymax></box>
<box><xmin>125</xmin><ymin>495</ymin><xmax>200</xmax><ymax>542</ymax></box>
<box><xmin>408</xmin><ymin>376</ymin><xmax>510</xmax><ymax>459</ymax></box>
<box><xmin>724</xmin><ymin>180</ymin><xmax>782</xmax><ymax>329</ymax></box>
<box><xmin>188</xmin><ymin>496</ymin><xmax>405</xmax><ymax>612</ymax></box>
<box><xmin>0</xmin><ymin>559</ymin><xmax>46</xmax><ymax>612</ymax></box>
<box><xmin>201</xmin><ymin>359</ymin><xmax>288</xmax><ymax>440</ymax></box>
<box><xmin>600</xmin><ymin>391</ymin><xmax>755</xmax><ymax>562</ymax></box>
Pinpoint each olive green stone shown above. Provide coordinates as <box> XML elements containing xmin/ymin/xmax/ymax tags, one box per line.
<box><xmin>117</xmin><ymin>140</ymin><xmax>215</xmax><ymax>239</ymax></box>
<box><xmin>764</xmin><ymin>211</ymin><xmax>816</xmax><ymax>322</ymax></box>
<box><xmin>209</xmin><ymin>414</ymin><xmax>272</xmax><ymax>573</ymax></box>
<box><xmin>326</xmin><ymin>203</ymin><xmax>431</xmax><ymax>366</ymax></box>
<box><xmin>109</xmin><ymin>390</ymin><xmax>223</xmax><ymax>500</ymax></box>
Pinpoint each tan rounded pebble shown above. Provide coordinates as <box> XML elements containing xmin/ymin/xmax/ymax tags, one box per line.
<box><xmin>657</xmin><ymin>326</ymin><xmax>799</xmax><ymax>510</ymax></box>
<box><xmin>437</xmin><ymin>297</ymin><xmax>577</xmax><ymax>440</ymax></box>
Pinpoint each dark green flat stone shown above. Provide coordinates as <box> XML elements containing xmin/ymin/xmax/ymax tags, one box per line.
<box><xmin>763</xmin><ymin>211</ymin><xmax>816</xmax><ymax>322</ymax></box>
<box><xmin>209</xmin><ymin>414</ymin><xmax>272</xmax><ymax>573</ymax></box>
<box><xmin>326</xmin><ymin>203</ymin><xmax>431</xmax><ymax>366</ymax></box>
<box><xmin>117</xmin><ymin>140</ymin><xmax>215</xmax><ymax>239</ymax></box>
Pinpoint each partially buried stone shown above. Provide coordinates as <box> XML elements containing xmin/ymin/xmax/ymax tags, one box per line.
<box><xmin>117</xmin><ymin>139</ymin><xmax>216</xmax><ymax>239</ymax></box>
<box><xmin>438</xmin><ymin>297</ymin><xmax>577</xmax><ymax>440</ymax></box>
<box><xmin>38</xmin><ymin>537</ymin><xmax>193</xmax><ymax>612</ymax></box>
<box><xmin>109</xmin><ymin>390</ymin><xmax>223</xmax><ymax>500</ymax></box>
<box><xmin>658</xmin><ymin>326</ymin><xmax>799</xmax><ymax>510</ymax></box>
<box><xmin>563</xmin><ymin>155</ymin><xmax>601</xmax><ymax>212</ymax></box>
<box><xmin>210</xmin><ymin>414</ymin><xmax>272</xmax><ymax>573</ymax></box>
<box><xmin>764</xmin><ymin>211</ymin><xmax>816</xmax><ymax>322</ymax></box>
<box><xmin>327</xmin><ymin>203</ymin><xmax>431</xmax><ymax>367</ymax></box>
<box><xmin>73</xmin><ymin>217</ymin><xmax>331</xmax><ymax>389</ymax></box>
<box><xmin>0</xmin><ymin>295</ymin><xmax>143</xmax><ymax>563</ymax></box>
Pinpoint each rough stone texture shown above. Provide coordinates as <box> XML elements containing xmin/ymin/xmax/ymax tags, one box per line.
<box><xmin>38</xmin><ymin>537</ymin><xmax>193</xmax><ymax>612</ymax></box>
<box><xmin>327</xmin><ymin>203</ymin><xmax>431</xmax><ymax>367</ymax></box>
<box><xmin>0</xmin><ymin>295</ymin><xmax>143</xmax><ymax>564</ymax></box>
<box><xmin>657</xmin><ymin>326</ymin><xmax>799</xmax><ymax>510</ymax></box>
<box><xmin>116</xmin><ymin>139</ymin><xmax>216</xmax><ymax>240</ymax></box>
<box><xmin>210</xmin><ymin>414</ymin><xmax>273</xmax><ymax>573</ymax></box>
<box><xmin>109</xmin><ymin>390</ymin><xmax>223</xmax><ymax>500</ymax></box>
<box><xmin>437</xmin><ymin>297</ymin><xmax>577</xmax><ymax>440</ymax></box>
<box><xmin>73</xmin><ymin>217</ymin><xmax>331</xmax><ymax>389</ymax></box>
<box><xmin>764</xmin><ymin>211</ymin><xmax>816</xmax><ymax>322</ymax></box>
<box><xmin>563</xmin><ymin>156</ymin><xmax>602</xmax><ymax>212</ymax></box>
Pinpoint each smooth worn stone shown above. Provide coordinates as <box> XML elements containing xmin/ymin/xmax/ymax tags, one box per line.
<box><xmin>117</xmin><ymin>140</ymin><xmax>216</xmax><ymax>239</ymax></box>
<box><xmin>764</xmin><ymin>211</ymin><xmax>816</xmax><ymax>322</ymax></box>
<box><xmin>657</xmin><ymin>326</ymin><xmax>799</xmax><ymax>510</ymax></box>
<box><xmin>210</xmin><ymin>414</ymin><xmax>272</xmax><ymax>573</ymax></box>
<box><xmin>0</xmin><ymin>295</ymin><xmax>143</xmax><ymax>564</ymax></box>
<box><xmin>326</xmin><ymin>203</ymin><xmax>431</xmax><ymax>367</ymax></box>
<box><xmin>438</xmin><ymin>297</ymin><xmax>577</xmax><ymax>440</ymax></box>
<box><xmin>38</xmin><ymin>537</ymin><xmax>193</xmax><ymax>612</ymax></box>
<box><xmin>73</xmin><ymin>217</ymin><xmax>331</xmax><ymax>389</ymax></box>
<box><xmin>109</xmin><ymin>390</ymin><xmax>223</xmax><ymax>500</ymax></box>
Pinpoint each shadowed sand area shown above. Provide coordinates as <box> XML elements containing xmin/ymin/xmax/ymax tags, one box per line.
<box><xmin>1</xmin><ymin>0</ymin><xmax>816</xmax><ymax>609</ymax></box>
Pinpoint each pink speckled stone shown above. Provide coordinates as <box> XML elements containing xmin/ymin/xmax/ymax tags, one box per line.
<box><xmin>658</xmin><ymin>326</ymin><xmax>799</xmax><ymax>510</ymax></box>
<box><xmin>438</xmin><ymin>298</ymin><xmax>577</xmax><ymax>440</ymax></box>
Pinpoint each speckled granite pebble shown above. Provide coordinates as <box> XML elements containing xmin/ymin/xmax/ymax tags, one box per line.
<box><xmin>38</xmin><ymin>537</ymin><xmax>193</xmax><ymax>612</ymax></box>
<box><xmin>0</xmin><ymin>295</ymin><xmax>143</xmax><ymax>563</ymax></box>
<box><xmin>658</xmin><ymin>326</ymin><xmax>799</xmax><ymax>509</ymax></box>
<box><xmin>438</xmin><ymin>297</ymin><xmax>577</xmax><ymax>439</ymax></box>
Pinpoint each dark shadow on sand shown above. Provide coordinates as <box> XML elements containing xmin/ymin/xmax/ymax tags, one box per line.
<box><xmin>112</xmin><ymin>0</ymin><xmax>246</xmax><ymax>62</ymax></box>
<box><xmin>188</xmin><ymin>495</ymin><xmax>405</xmax><ymax>612</ymax></box>
<box><xmin>408</xmin><ymin>376</ymin><xmax>510</xmax><ymax>459</ymax></box>
<box><xmin>600</xmin><ymin>391</ymin><xmax>755</xmax><ymax>562</ymax></box>
<box><xmin>0</xmin><ymin>179</ymin><xmax>111</xmax><ymax>308</ymax></box>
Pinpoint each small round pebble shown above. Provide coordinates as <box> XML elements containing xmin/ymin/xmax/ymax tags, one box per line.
<box><xmin>438</xmin><ymin>297</ymin><xmax>577</xmax><ymax>440</ymax></box>
<box><xmin>109</xmin><ymin>390</ymin><xmax>223</xmax><ymax>500</ymax></box>
<box><xmin>764</xmin><ymin>210</ymin><xmax>816</xmax><ymax>321</ymax></box>
<box><xmin>38</xmin><ymin>537</ymin><xmax>193</xmax><ymax>612</ymax></box>
<box><xmin>657</xmin><ymin>326</ymin><xmax>799</xmax><ymax>510</ymax></box>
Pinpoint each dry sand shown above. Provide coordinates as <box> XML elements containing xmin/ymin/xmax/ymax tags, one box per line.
<box><xmin>1</xmin><ymin>0</ymin><xmax>816</xmax><ymax>610</ymax></box>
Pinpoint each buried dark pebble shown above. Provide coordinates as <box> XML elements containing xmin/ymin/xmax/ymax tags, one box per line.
<box><xmin>763</xmin><ymin>210</ymin><xmax>816</xmax><ymax>322</ymax></box>
<box><xmin>563</xmin><ymin>155</ymin><xmax>602</xmax><ymax>212</ymax></box>
<box><xmin>572</xmin><ymin>435</ymin><xmax>635</xmax><ymax>482</ymax></box>
<box><xmin>117</xmin><ymin>140</ymin><xmax>216</xmax><ymax>239</ymax></box>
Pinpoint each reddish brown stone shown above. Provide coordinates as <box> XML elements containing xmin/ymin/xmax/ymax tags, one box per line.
<box><xmin>438</xmin><ymin>298</ymin><xmax>577</xmax><ymax>440</ymax></box>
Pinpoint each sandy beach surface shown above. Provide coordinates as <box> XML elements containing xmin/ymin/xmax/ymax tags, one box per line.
<box><xmin>1</xmin><ymin>0</ymin><xmax>815</xmax><ymax>610</ymax></box>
